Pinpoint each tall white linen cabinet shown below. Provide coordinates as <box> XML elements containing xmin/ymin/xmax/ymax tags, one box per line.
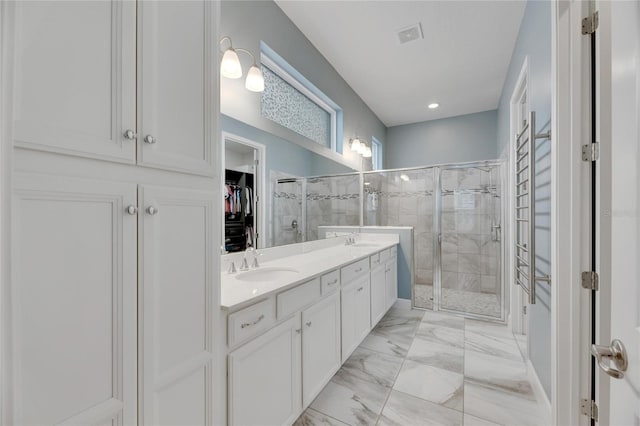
<box><xmin>0</xmin><ymin>1</ymin><xmax>222</xmax><ymax>425</ymax></box>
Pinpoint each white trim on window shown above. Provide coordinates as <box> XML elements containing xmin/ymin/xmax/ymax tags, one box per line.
<box><xmin>371</xmin><ymin>137</ymin><xmax>382</xmax><ymax>170</ymax></box>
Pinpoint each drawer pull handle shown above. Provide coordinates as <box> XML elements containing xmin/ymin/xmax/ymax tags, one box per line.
<box><xmin>355</xmin><ymin>267</ymin><xmax>363</xmax><ymax>273</ymax></box>
<box><xmin>240</xmin><ymin>314</ymin><xmax>265</xmax><ymax>329</ymax></box>
<box><xmin>306</xmin><ymin>321</ymin><xmax>312</xmax><ymax>327</ymax></box>
<box><xmin>328</xmin><ymin>279</ymin><xmax>338</xmax><ymax>286</ymax></box>
<box><xmin>295</xmin><ymin>328</ymin><xmax>301</xmax><ymax>334</ymax></box>
<box><xmin>357</xmin><ymin>286</ymin><xmax>364</xmax><ymax>292</ymax></box>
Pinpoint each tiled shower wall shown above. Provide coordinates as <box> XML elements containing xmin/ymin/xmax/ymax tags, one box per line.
<box><xmin>439</xmin><ymin>167</ymin><xmax>502</xmax><ymax>318</ymax></box>
<box><xmin>272</xmin><ymin>180</ymin><xmax>303</xmax><ymax>247</ymax></box>
<box><xmin>363</xmin><ymin>169</ymin><xmax>435</xmax><ymax>309</ymax></box>
<box><xmin>305</xmin><ymin>174</ymin><xmax>361</xmax><ymax>241</ymax></box>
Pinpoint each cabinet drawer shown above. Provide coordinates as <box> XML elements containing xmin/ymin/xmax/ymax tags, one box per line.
<box><xmin>341</xmin><ymin>258</ymin><xmax>370</xmax><ymax>283</ymax></box>
<box><xmin>321</xmin><ymin>270</ymin><xmax>341</xmax><ymax>294</ymax></box>
<box><xmin>228</xmin><ymin>298</ymin><xmax>276</xmax><ymax>347</ymax></box>
<box><xmin>277</xmin><ymin>278</ymin><xmax>321</xmax><ymax>319</ymax></box>
<box><xmin>370</xmin><ymin>252</ymin><xmax>382</xmax><ymax>268</ymax></box>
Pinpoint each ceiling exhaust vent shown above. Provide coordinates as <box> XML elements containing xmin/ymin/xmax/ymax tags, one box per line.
<box><xmin>396</xmin><ymin>23</ymin><xmax>423</xmax><ymax>45</ymax></box>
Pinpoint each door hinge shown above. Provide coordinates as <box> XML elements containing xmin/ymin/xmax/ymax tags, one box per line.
<box><xmin>582</xmin><ymin>11</ymin><xmax>599</xmax><ymax>35</ymax></box>
<box><xmin>582</xmin><ymin>143</ymin><xmax>599</xmax><ymax>161</ymax></box>
<box><xmin>580</xmin><ymin>399</ymin><xmax>599</xmax><ymax>421</ymax></box>
<box><xmin>581</xmin><ymin>271</ymin><xmax>599</xmax><ymax>291</ymax></box>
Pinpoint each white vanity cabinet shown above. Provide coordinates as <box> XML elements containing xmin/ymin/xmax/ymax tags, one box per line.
<box><xmin>228</xmin><ymin>314</ymin><xmax>302</xmax><ymax>426</ymax></box>
<box><xmin>12</xmin><ymin>0</ymin><xmax>216</xmax><ymax>176</ymax></box>
<box><xmin>385</xmin><ymin>256</ymin><xmax>399</xmax><ymax>310</ymax></box>
<box><xmin>301</xmin><ymin>292</ymin><xmax>341</xmax><ymax>406</ymax></box>
<box><xmin>341</xmin><ymin>274</ymin><xmax>372</xmax><ymax>361</ymax></box>
<box><xmin>370</xmin><ymin>253</ymin><xmax>387</xmax><ymax>326</ymax></box>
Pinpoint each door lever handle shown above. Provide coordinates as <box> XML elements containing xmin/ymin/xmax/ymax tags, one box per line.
<box><xmin>591</xmin><ymin>339</ymin><xmax>628</xmax><ymax>379</ymax></box>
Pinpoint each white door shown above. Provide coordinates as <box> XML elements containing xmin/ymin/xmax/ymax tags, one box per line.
<box><xmin>355</xmin><ymin>276</ymin><xmax>372</xmax><ymax>346</ymax></box>
<box><xmin>385</xmin><ymin>258</ymin><xmax>398</xmax><ymax>310</ymax></box>
<box><xmin>11</xmin><ymin>0</ymin><xmax>136</xmax><ymax>163</ymax></box>
<box><xmin>138</xmin><ymin>185</ymin><xmax>216</xmax><ymax>425</ymax></box>
<box><xmin>302</xmin><ymin>292</ymin><xmax>341</xmax><ymax>406</ymax></box>
<box><xmin>228</xmin><ymin>314</ymin><xmax>302</xmax><ymax>426</ymax></box>
<box><xmin>370</xmin><ymin>264</ymin><xmax>386</xmax><ymax>326</ymax></box>
<box><xmin>138</xmin><ymin>0</ymin><xmax>216</xmax><ymax>175</ymax></box>
<box><xmin>8</xmin><ymin>174</ymin><xmax>137</xmax><ymax>425</ymax></box>
<box><xmin>594</xmin><ymin>1</ymin><xmax>640</xmax><ymax>422</ymax></box>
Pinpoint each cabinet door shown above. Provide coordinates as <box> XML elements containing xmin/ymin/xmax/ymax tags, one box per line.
<box><xmin>138</xmin><ymin>0</ymin><xmax>217</xmax><ymax>175</ymax></box>
<box><xmin>138</xmin><ymin>185</ymin><xmax>216</xmax><ymax>425</ymax></box>
<box><xmin>302</xmin><ymin>292</ymin><xmax>341</xmax><ymax>406</ymax></box>
<box><xmin>9</xmin><ymin>174</ymin><xmax>137</xmax><ymax>425</ymax></box>
<box><xmin>228</xmin><ymin>315</ymin><xmax>302</xmax><ymax>426</ymax></box>
<box><xmin>341</xmin><ymin>275</ymin><xmax>370</xmax><ymax>361</ymax></box>
<box><xmin>386</xmin><ymin>259</ymin><xmax>398</xmax><ymax>311</ymax></box>
<box><xmin>370</xmin><ymin>264</ymin><xmax>386</xmax><ymax>326</ymax></box>
<box><xmin>12</xmin><ymin>1</ymin><xmax>136</xmax><ymax>162</ymax></box>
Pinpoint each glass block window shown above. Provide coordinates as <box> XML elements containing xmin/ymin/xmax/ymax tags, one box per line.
<box><xmin>260</xmin><ymin>63</ymin><xmax>336</xmax><ymax>149</ymax></box>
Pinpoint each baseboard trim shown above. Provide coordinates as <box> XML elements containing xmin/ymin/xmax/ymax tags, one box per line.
<box><xmin>392</xmin><ymin>298</ymin><xmax>412</xmax><ymax>310</ymax></box>
<box><xmin>527</xmin><ymin>359</ymin><xmax>552</xmax><ymax>416</ymax></box>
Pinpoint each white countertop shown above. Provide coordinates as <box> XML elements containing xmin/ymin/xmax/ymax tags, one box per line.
<box><xmin>221</xmin><ymin>234</ymin><xmax>399</xmax><ymax>311</ymax></box>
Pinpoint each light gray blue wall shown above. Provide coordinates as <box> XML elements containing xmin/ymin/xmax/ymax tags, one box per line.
<box><xmin>222</xmin><ymin>115</ymin><xmax>353</xmax><ymax>179</ymax></box>
<box><xmin>385</xmin><ymin>110</ymin><xmax>498</xmax><ymax>169</ymax></box>
<box><xmin>496</xmin><ymin>0</ymin><xmax>552</xmax><ymax>397</ymax></box>
<box><xmin>221</xmin><ymin>0</ymin><xmax>387</xmax><ymax>171</ymax></box>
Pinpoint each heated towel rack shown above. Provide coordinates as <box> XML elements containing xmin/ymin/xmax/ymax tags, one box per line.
<box><xmin>514</xmin><ymin>111</ymin><xmax>551</xmax><ymax>304</ymax></box>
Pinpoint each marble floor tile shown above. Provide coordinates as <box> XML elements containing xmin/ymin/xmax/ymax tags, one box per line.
<box><xmin>463</xmin><ymin>381</ymin><xmax>548</xmax><ymax>426</ymax></box>
<box><xmin>421</xmin><ymin>310</ymin><xmax>465</xmax><ymax>330</ymax></box>
<box><xmin>415</xmin><ymin>322</ymin><xmax>465</xmax><ymax>348</ymax></box>
<box><xmin>464</xmin><ymin>329</ymin><xmax>523</xmax><ymax>362</ymax></box>
<box><xmin>393</xmin><ymin>360</ymin><xmax>464</xmax><ymax>411</ymax></box>
<box><xmin>359</xmin><ymin>332</ymin><xmax>411</xmax><ymax>358</ymax></box>
<box><xmin>463</xmin><ymin>414</ymin><xmax>503</xmax><ymax>426</ymax></box>
<box><xmin>378</xmin><ymin>390</ymin><xmax>463</xmax><ymax>426</ymax></box>
<box><xmin>338</xmin><ymin>347</ymin><xmax>404</xmax><ymax>388</ymax></box>
<box><xmin>406</xmin><ymin>337</ymin><xmax>464</xmax><ymax>374</ymax></box>
<box><xmin>465</xmin><ymin>319</ymin><xmax>514</xmax><ymax>339</ymax></box>
<box><xmin>464</xmin><ymin>350</ymin><xmax>534</xmax><ymax>399</ymax></box>
<box><xmin>294</xmin><ymin>408</ymin><xmax>349</xmax><ymax>426</ymax></box>
<box><xmin>310</xmin><ymin>374</ymin><xmax>390</xmax><ymax>426</ymax></box>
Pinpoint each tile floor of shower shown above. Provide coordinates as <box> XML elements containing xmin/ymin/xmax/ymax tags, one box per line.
<box><xmin>414</xmin><ymin>284</ymin><xmax>502</xmax><ymax>319</ymax></box>
<box><xmin>294</xmin><ymin>307</ymin><xmax>547</xmax><ymax>426</ymax></box>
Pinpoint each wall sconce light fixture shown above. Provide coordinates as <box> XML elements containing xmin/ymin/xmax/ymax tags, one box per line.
<box><xmin>220</xmin><ymin>36</ymin><xmax>265</xmax><ymax>92</ymax></box>
<box><xmin>350</xmin><ymin>137</ymin><xmax>372</xmax><ymax>159</ymax></box>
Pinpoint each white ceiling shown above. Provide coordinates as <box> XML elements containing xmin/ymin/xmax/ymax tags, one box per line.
<box><xmin>275</xmin><ymin>1</ymin><xmax>526</xmax><ymax>127</ymax></box>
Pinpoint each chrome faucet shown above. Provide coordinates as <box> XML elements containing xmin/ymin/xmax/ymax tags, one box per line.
<box><xmin>345</xmin><ymin>232</ymin><xmax>358</xmax><ymax>246</ymax></box>
<box><xmin>227</xmin><ymin>260</ymin><xmax>237</xmax><ymax>274</ymax></box>
<box><xmin>239</xmin><ymin>255</ymin><xmax>250</xmax><ymax>271</ymax></box>
<box><xmin>247</xmin><ymin>247</ymin><xmax>261</xmax><ymax>268</ymax></box>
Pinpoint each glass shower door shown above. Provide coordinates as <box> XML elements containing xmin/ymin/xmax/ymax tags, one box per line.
<box><xmin>438</xmin><ymin>165</ymin><xmax>504</xmax><ymax>320</ymax></box>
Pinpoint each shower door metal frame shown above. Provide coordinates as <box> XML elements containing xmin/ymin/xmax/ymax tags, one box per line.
<box><xmin>432</xmin><ymin>160</ymin><xmax>507</xmax><ymax>322</ymax></box>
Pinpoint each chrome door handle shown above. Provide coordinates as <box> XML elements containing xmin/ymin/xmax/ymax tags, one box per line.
<box><xmin>144</xmin><ymin>134</ymin><xmax>156</xmax><ymax>144</ymax></box>
<box><xmin>125</xmin><ymin>205</ymin><xmax>138</xmax><ymax>215</ymax></box>
<box><xmin>591</xmin><ymin>339</ymin><xmax>628</xmax><ymax>379</ymax></box>
<box><xmin>123</xmin><ymin>129</ymin><xmax>137</xmax><ymax>140</ymax></box>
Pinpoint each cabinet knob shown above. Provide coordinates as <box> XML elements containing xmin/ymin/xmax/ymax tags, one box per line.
<box><xmin>146</xmin><ymin>206</ymin><xmax>158</xmax><ymax>215</ymax></box>
<box><xmin>144</xmin><ymin>134</ymin><xmax>156</xmax><ymax>144</ymax></box>
<box><xmin>306</xmin><ymin>321</ymin><xmax>312</xmax><ymax>327</ymax></box>
<box><xmin>125</xmin><ymin>205</ymin><xmax>138</xmax><ymax>215</ymax></box>
<box><xmin>295</xmin><ymin>328</ymin><xmax>301</xmax><ymax>334</ymax></box>
<box><xmin>123</xmin><ymin>129</ymin><xmax>137</xmax><ymax>140</ymax></box>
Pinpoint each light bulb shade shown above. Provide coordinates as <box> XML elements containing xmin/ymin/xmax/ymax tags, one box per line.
<box><xmin>245</xmin><ymin>65</ymin><xmax>265</xmax><ymax>92</ymax></box>
<box><xmin>363</xmin><ymin>146</ymin><xmax>372</xmax><ymax>158</ymax></box>
<box><xmin>221</xmin><ymin>48</ymin><xmax>242</xmax><ymax>79</ymax></box>
<box><xmin>350</xmin><ymin>139</ymin><xmax>362</xmax><ymax>152</ymax></box>
<box><xmin>357</xmin><ymin>143</ymin><xmax>367</xmax><ymax>155</ymax></box>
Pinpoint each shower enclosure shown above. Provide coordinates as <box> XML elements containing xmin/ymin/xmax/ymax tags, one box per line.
<box><xmin>271</xmin><ymin>160</ymin><xmax>505</xmax><ymax>321</ymax></box>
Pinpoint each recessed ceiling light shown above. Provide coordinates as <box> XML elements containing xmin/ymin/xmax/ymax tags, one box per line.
<box><xmin>428</xmin><ymin>103</ymin><xmax>439</xmax><ymax>109</ymax></box>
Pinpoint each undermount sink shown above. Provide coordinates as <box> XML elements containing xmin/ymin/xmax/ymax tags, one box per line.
<box><xmin>235</xmin><ymin>266</ymin><xmax>300</xmax><ymax>282</ymax></box>
<box><xmin>351</xmin><ymin>243</ymin><xmax>380</xmax><ymax>248</ymax></box>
